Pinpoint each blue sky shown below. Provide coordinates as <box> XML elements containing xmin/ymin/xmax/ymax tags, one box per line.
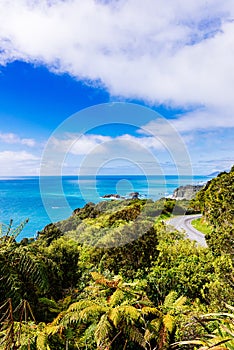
<box><xmin>0</xmin><ymin>0</ymin><xmax>233</xmax><ymax>176</ymax></box>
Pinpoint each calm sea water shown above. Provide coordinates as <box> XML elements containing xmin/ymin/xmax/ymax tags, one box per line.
<box><xmin>0</xmin><ymin>175</ymin><xmax>210</xmax><ymax>240</ymax></box>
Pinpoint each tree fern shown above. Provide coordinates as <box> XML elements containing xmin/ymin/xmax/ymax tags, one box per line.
<box><xmin>124</xmin><ymin>324</ymin><xmax>147</xmax><ymax>349</ymax></box>
<box><xmin>17</xmin><ymin>246</ymin><xmax>49</xmax><ymax>292</ymax></box>
<box><xmin>0</xmin><ymin>242</ymin><xmax>53</xmax><ymax>308</ymax></box>
<box><xmin>48</xmin><ymin>273</ymin><xmax>158</xmax><ymax>349</ymax></box>
<box><xmin>108</xmin><ymin>289</ymin><xmax>126</xmax><ymax>307</ymax></box>
<box><xmin>0</xmin><ymin>219</ymin><xmax>29</xmax><ymax>244</ymax></box>
<box><xmin>0</xmin><ymin>299</ymin><xmax>50</xmax><ymax>350</ymax></box>
<box><xmin>172</xmin><ymin>303</ymin><xmax>234</xmax><ymax>350</ymax></box>
<box><xmin>143</xmin><ymin>291</ymin><xmax>188</xmax><ymax>350</ymax></box>
<box><xmin>95</xmin><ymin>314</ymin><xmax>113</xmax><ymax>348</ymax></box>
<box><xmin>176</xmin><ymin>309</ymin><xmax>234</xmax><ymax>350</ymax></box>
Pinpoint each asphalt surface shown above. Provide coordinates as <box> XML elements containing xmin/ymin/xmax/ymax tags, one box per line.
<box><xmin>166</xmin><ymin>214</ymin><xmax>207</xmax><ymax>247</ymax></box>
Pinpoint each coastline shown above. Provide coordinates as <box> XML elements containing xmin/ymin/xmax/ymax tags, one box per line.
<box><xmin>0</xmin><ymin>174</ymin><xmax>210</xmax><ymax>240</ymax></box>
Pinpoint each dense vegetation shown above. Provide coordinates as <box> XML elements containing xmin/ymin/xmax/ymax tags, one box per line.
<box><xmin>191</xmin><ymin>166</ymin><xmax>234</xmax><ymax>259</ymax></box>
<box><xmin>0</xmin><ymin>167</ymin><xmax>233</xmax><ymax>349</ymax></box>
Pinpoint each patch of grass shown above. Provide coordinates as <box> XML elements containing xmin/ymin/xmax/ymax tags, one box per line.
<box><xmin>155</xmin><ymin>213</ymin><xmax>172</xmax><ymax>223</ymax></box>
<box><xmin>191</xmin><ymin>218</ymin><xmax>212</xmax><ymax>235</ymax></box>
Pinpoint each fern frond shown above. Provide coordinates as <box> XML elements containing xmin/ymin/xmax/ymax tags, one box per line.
<box><xmin>108</xmin><ymin>307</ymin><xmax>121</xmax><ymax>328</ymax></box>
<box><xmin>163</xmin><ymin>291</ymin><xmax>178</xmax><ymax>311</ymax></box>
<box><xmin>141</xmin><ymin>307</ymin><xmax>158</xmax><ymax>316</ymax></box>
<box><xmin>121</xmin><ymin>305</ymin><xmax>141</xmax><ymax>324</ymax></box>
<box><xmin>46</xmin><ymin>323</ymin><xmax>62</xmax><ymax>335</ymax></box>
<box><xmin>108</xmin><ymin>289</ymin><xmax>125</xmax><ymax>307</ymax></box>
<box><xmin>173</xmin><ymin>295</ymin><xmax>187</xmax><ymax>310</ymax></box>
<box><xmin>123</xmin><ymin>324</ymin><xmax>147</xmax><ymax>349</ymax></box>
<box><xmin>10</xmin><ymin>219</ymin><xmax>29</xmax><ymax>242</ymax></box>
<box><xmin>163</xmin><ymin>314</ymin><xmax>174</xmax><ymax>333</ymax></box>
<box><xmin>62</xmin><ymin>311</ymin><xmax>81</xmax><ymax>325</ymax></box>
<box><xmin>109</xmin><ymin>305</ymin><xmax>141</xmax><ymax>327</ymax></box>
<box><xmin>36</xmin><ymin>329</ymin><xmax>49</xmax><ymax>350</ymax></box>
<box><xmin>78</xmin><ymin>323</ymin><xmax>97</xmax><ymax>348</ymax></box>
<box><xmin>0</xmin><ymin>219</ymin><xmax>28</xmax><ymax>243</ymax></box>
<box><xmin>50</xmin><ymin>311</ymin><xmax>67</xmax><ymax>327</ymax></box>
<box><xmin>79</xmin><ymin>305</ymin><xmax>106</xmax><ymax>322</ymax></box>
<box><xmin>17</xmin><ymin>247</ymin><xmax>49</xmax><ymax>291</ymax></box>
<box><xmin>67</xmin><ymin>300</ymin><xmax>96</xmax><ymax>312</ymax></box>
<box><xmin>95</xmin><ymin>314</ymin><xmax>113</xmax><ymax>347</ymax></box>
<box><xmin>1</xmin><ymin>266</ymin><xmax>22</xmax><ymax>300</ymax></box>
<box><xmin>149</xmin><ymin>319</ymin><xmax>161</xmax><ymax>333</ymax></box>
<box><xmin>91</xmin><ymin>272</ymin><xmax>121</xmax><ymax>288</ymax></box>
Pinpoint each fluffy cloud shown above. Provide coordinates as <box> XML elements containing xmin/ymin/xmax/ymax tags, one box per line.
<box><xmin>0</xmin><ymin>132</ymin><xmax>36</xmax><ymax>147</ymax></box>
<box><xmin>0</xmin><ymin>0</ymin><xmax>234</xmax><ymax>113</ymax></box>
<box><xmin>172</xmin><ymin>108</ymin><xmax>234</xmax><ymax>133</ymax></box>
<box><xmin>0</xmin><ymin>0</ymin><xmax>233</xmax><ymax>175</ymax></box>
<box><xmin>0</xmin><ymin>150</ymin><xmax>39</xmax><ymax>161</ymax></box>
<box><xmin>50</xmin><ymin>134</ymin><xmax>112</xmax><ymax>155</ymax></box>
<box><xmin>42</xmin><ymin>131</ymin><xmax>190</xmax><ymax>176</ymax></box>
<box><xmin>0</xmin><ymin>150</ymin><xmax>40</xmax><ymax>175</ymax></box>
<box><xmin>141</xmin><ymin>107</ymin><xmax>234</xmax><ymax>136</ymax></box>
<box><xmin>50</xmin><ymin>132</ymin><xmax>167</xmax><ymax>156</ymax></box>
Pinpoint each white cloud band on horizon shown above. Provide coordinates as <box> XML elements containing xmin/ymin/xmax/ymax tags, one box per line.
<box><xmin>0</xmin><ymin>150</ymin><xmax>40</xmax><ymax>175</ymax></box>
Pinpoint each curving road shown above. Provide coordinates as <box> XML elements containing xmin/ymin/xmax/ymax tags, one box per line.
<box><xmin>166</xmin><ymin>214</ymin><xmax>207</xmax><ymax>247</ymax></box>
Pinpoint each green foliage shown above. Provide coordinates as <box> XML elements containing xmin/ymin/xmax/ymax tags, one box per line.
<box><xmin>144</xmin><ymin>291</ymin><xmax>188</xmax><ymax>350</ymax></box>
<box><xmin>86</xmin><ymin>222</ymin><xmax>159</xmax><ymax>278</ymax></box>
<box><xmin>191</xmin><ymin>217</ymin><xmax>212</xmax><ymax>235</ymax></box>
<box><xmin>0</xmin><ymin>242</ymin><xmax>52</xmax><ymax>309</ymax></box>
<box><xmin>193</xmin><ymin>167</ymin><xmax>234</xmax><ymax>259</ymax></box>
<box><xmin>175</xmin><ymin>304</ymin><xmax>234</xmax><ymax>350</ymax></box>
<box><xmin>42</xmin><ymin>237</ymin><xmax>82</xmax><ymax>291</ymax></box>
<box><xmin>49</xmin><ymin>273</ymin><xmax>158</xmax><ymax>349</ymax></box>
<box><xmin>107</xmin><ymin>203</ymin><xmax>142</xmax><ymax>225</ymax></box>
<box><xmin>37</xmin><ymin>222</ymin><xmax>63</xmax><ymax>245</ymax></box>
<box><xmin>201</xmin><ymin>255</ymin><xmax>234</xmax><ymax>309</ymax></box>
<box><xmin>0</xmin><ymin>167</ymin><xmax>233</xmax><ymax>349</ymax></box>
<box><xmin>0</xmin><ymin>299</ymin><xmax>42</xmax><ymax>350</ymax></box>
<box><xmin>147</xmin><ymin>238</ymin><xmax>215</xmax><ymax>302</ymax></box>
<box><xmin>0</xmin><ymin>219</ymin><xmax>29</xmax><ymax>244</ymax></box>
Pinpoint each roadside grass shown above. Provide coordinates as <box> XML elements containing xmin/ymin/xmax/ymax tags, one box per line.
<box><xmin>191</xmin><ymin>217</ymin><xmax>212</xmax><ymax>234</ymax></box>
<box><xmin>155</xmin><ymin>213</ymin><xmax>172</xmax><ymax>223</ymax></box>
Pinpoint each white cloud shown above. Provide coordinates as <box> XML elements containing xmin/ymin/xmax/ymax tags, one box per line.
<box><xmin>0</xmin><ymin>0</ymin><xmax>234</xmax><ymax>113</ymax></box>
<box><xmin>21</xmin><ymin>138</ymin><xmax>36</xmax><ymax>147</ymax></box>
<box><xmin>0</xmin><ymin>150</ymin><xmax>39</xmax><ymax>161</ymax></box>
<box><xmin>172</xmin><ymin>108</ymin><xmax>234</xmax><ymax>133</ymax></box>
<box><xmin>117</xmin><ymin>134</ymin><xmax>163</xmax><ymax>149</ymax></box>
<box><xmin>0</xmin><ymin>151</ymin><xmax>40</xmax><ymax>175</ymax></box>
<box><xmin>44</xmin><ymin>131</ymin><xmax>190</xmax><ymax>176</ymax></box>
<box><xmin>0</xmin><ymin>0</ymin><xmax>233</xmax><ymax>175</ymax></box>
<box><xmin>0</xmin><ymin>132</ymin><xmax>36</xmax><ymax>147</ymax></box>
<box><xmin>50</xmin><ymin>132</ymin><xmax>168</xmax><ymax>157</ymax></box>
<box><xmin>50</xmin><ymin>133</ymin><xmax>112</xmax><ymax>155</ymax></box>
<box><xmin>141</xmin><ymin>107</ymin><xmax>234</xmax><ymax>136</ymax></box>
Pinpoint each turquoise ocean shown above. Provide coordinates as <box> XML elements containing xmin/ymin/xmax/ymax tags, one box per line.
<box><xmin>0</xmin><ymin>175</ymin><xmax>210</xmax><ymax>241</ymax></box>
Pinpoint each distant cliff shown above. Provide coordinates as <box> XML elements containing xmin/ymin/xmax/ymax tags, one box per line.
<box><xmin>172</xmin><ymin>184</ymin><xmax>204</xmax><ymax>200</ymax></box>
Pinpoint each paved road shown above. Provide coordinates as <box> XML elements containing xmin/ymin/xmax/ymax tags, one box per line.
<box><xmin>166</xmin><ymin>214</ymin><xmax>207</xmax><ymax>247</ymax></box>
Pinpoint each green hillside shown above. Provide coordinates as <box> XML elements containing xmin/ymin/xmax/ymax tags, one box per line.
<box><xmin>191</xmin><ymin>165</ymin><xmax>234</xmax><ymax>259</ymax></box>
<box><xmin>0</xmin><ymin>168</ymin><xmax>233</xmax><ymax>349</ymax></box>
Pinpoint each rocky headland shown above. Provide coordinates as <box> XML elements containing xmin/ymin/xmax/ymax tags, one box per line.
<box><xmin>172</xmin><ymin>184</ymin><xmax>204</xmax><ymax>200</ymax></box>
